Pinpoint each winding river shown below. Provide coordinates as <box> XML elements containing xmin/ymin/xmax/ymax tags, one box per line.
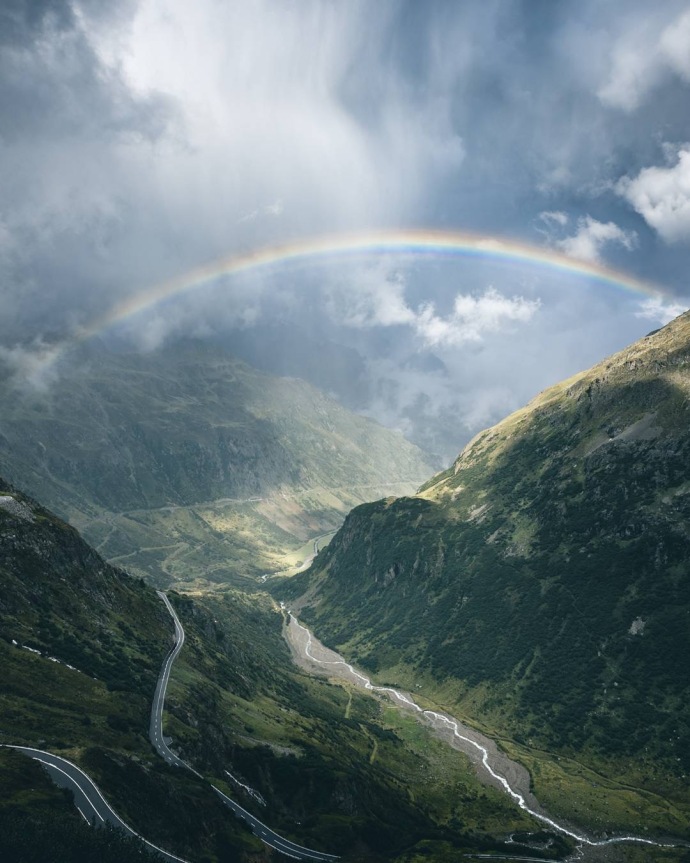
<box><xmin>285</xmin><ymin>610</ymin><xmax>684</xmax><ymax>857</ymax></box>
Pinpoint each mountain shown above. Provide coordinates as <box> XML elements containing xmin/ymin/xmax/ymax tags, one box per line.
<box><xmin>218</xmin><ymin>323</ymin><xmax>373</xmax><ymax>411</ymax></box>
<box><xmin>0</xmin><ymin>340</ymin><xmax>433</xmax><ymax>586</ymax></box>
<box><xmin>1</xmin><ymin>478</ymin><xmax>557</xmax><ymax>862</ymax></box>
<box><xmin>286</xmin><ymin>311</ymin><xmax>690</xmax><ymax>844</ymax></box>
<box><xmin>0</xmin><ymin>479</ymin><xmax>259</xmax><ymax>859</ymax></box>
<box><xmin>0</xmin><ymin>479</ymin><xmax>267</xmax><ymax>861</ymax></box>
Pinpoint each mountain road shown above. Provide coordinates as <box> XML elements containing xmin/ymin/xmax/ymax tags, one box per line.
<box><xmin>4</xmin><ymin>590</ymin><xmax>339</xmax><ymax>862</ymax></box>
<box><xmin>151</xmin><ymin>591</ymin><xmax>339</xmax><ymax>862</ymax></box>
<box><xmin>3</xmin><ymin>745</ymin><xmax>190</xmax><ymax>863</ymax></box>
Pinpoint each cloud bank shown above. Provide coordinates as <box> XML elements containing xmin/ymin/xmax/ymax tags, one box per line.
<box><xmin>2</xmin><ymin>0</ymin><xmax>690</xmax><ymax>461</ymax></box>
<box><xmin>543</xmin><ymin>214</ymin><xmax>638</xmax><ymax>264</ymax></box>
<box><xmin>330</xmin><ymin>268</ymin><xmax>539</xmax><ymax>347</ymax></box>
<box><xmin>598</xmin><ymin>8</ymin><xmax>690</xmax><ymax>111</ymax></box>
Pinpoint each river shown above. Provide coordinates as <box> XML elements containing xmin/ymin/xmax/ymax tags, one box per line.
<box><xmin>284</xmin><ymin>609</ymin><xmax>684</xmax><ymax>861</ymax></box>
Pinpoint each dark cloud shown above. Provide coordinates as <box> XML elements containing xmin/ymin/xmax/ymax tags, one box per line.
<box><xmin>0</xmin><ymin>0</ymin><xmax>174</xmax><ymax>340</ymax></box>
<box><xmin>1</xmin><ymin>0</ymin><xmax>689</xmax><ymax>462</ymax></box>
<box><xmin>0</xmin><ymin>0</ymin><xmax>75</xmax><ymax>46</ymax></box>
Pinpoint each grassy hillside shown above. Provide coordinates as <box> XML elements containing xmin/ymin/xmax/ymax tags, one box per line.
<box><xmin>285</xmin><ymin>311</ymin><xmax>690</xmax><ymax>845</ymax></box>
<box><xmin>0</xmin><ymin>340</ymin><xmax>432</xmax><ymax>586</ymax></box>
<box><xmin>1</xmin><ymin>478</ymin><xmax>566</xmax><ymax>861</ymax></box>
<box><xmin>166</xmin><ymin>589</ymin><xmax>562</xmax><ymax>859</ymax></box>
<box><xmin>0</xmin><ymin>479</ymin><xmax>268</xmax><ymax>861</ymax></box>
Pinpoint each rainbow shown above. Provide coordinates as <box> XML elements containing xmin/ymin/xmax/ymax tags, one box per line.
<box><xmin>41</xmin><ymin>229</ymin><xmax>667</xmax><ymax>370</ymax></box>
<box><xmin>90</xmin><ymin>228</ymin><xmax>664</xmax><ymax>332</ymax></box>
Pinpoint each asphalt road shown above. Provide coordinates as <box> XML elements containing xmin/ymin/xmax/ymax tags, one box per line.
<box><xmin>152</xmin><ymin>591</ymin><xmax>339</xmax><ymax>861</ymax></box>
<box><xmin>212</xmin><ymin>783</ymin><xmax>338</xmax><ymax>861</ymax></box>
<box><xmin>5</xmin><ymin>745</ymin><xmax>190</xmax><ymax>863</ymax></box>
<box><xmin>5</xmin><ymin>592</ymin><xmax>339</xmax><ymax>862</ymax></box>
<box><xmin>149</xmin><ymin>591</ymin><xmax>200</xmax><ymax>774</ymax></box>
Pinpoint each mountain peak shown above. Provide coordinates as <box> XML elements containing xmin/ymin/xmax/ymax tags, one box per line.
<box><xmin>421</xmin><ymin>308</ymin><xmax>690</xmax><ymax>502</ymax></box>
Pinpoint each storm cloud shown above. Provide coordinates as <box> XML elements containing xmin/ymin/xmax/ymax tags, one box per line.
<box><xmin>1</xmin><ymin>0</ymin><xmax>689</xmax><ymax>461</ymax></box>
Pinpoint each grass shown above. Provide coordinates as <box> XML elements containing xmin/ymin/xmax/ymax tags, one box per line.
<box><xmin>317</xmin><ymin>649</ymin><xmax>690</xmax><ymax>842</ymax></box>
<box><xmin>76</xmin><ymin>489</ymin><xmax>402</xmax><ymax>590</ymax></box>
<box><xmin>153</xmin><ymin>591</ymin><xmax>566</xmax><ymax>859</ymax></box>
<box><xmin>291</xmin><ymin>325</ymin><xmax>690</xmax><ymax>853</ymax></box>
<box><xmin>0</xmin><ymin>639</ymin><xmax>151</xmax><ymax>753</ymax></box>
<box><xmin>499</xmin><ymin>740</ymin><xmax>690</xmax><ymax>838</ymax></box>
<box><xmin>375</xmin><ymin>705</ymin><xmax>538</xmax><ymax>835</ymax></box>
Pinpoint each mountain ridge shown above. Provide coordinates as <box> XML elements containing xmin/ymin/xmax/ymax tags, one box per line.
<box><xmin>284</xmin><ymin>311</ymin><xmax>690</xmax><ymax>844</ymax></box>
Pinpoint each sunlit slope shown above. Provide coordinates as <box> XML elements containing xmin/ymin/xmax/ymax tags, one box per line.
<box><xmin>290</xmin><ymin>311</ymin><xmax>690</xmax><ymax>832</ymax></box>
<box><xmin>0</xmin><ymin>341</ymin><xmax>433</xmax><ymax>584</ymax></box>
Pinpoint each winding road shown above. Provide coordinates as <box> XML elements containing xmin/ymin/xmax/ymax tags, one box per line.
<box><xmin>8</xmin><ymin>592</ymin><xmax>338</xmax><ymax>862</ymax></box>
<box><xmin>16</xmin><ymin>588</ymin><xmax>683</xmax><ymax>860</ymax></box>
<box><xmin>3</xmin><ymin>745</ymin><xmax>190</xmax><ymax>863</ymax></box>
<box><xmin>149</xmin><ymin>592</ymin><xmax>199</xmax><ymax>774</ymax></box>
<box><xmin>150</xmin><ymin>591</ymin><xmax>339</xmax><ymax>862</ymax></box>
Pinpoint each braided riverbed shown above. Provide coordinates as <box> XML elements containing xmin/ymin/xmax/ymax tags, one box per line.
<box><xmin>284</xmin><ymin>610</ymin><xmax>684</xmax><ymax>859</ymax></box>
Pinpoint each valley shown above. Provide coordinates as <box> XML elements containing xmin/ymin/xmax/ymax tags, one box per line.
<box><xmin>2</xmin><ymin>319</ymin><xmax>690</xmax><ymax>862</ymax></box>
<box><xmin>281</xmin><ymin>311</ymin><xmax>690</xmax><ymax>858</ymax></box>
<box><xmin>0</xmin><ymin>480</ymin><xmax>553</xmax><ymax>862</ymax></box>
<box><xmin>0</xmin><ymin>341</ymin><xmax>432</xmax><ymax>588</ymax></box>
<box><xmin>284</xmin><ymin>612</ymin><xmax>688</xmax><ymax>858</ymax></box>
<box><xmin>6</xmin><ymin>5</ymin><xmax>690</xmax><ymax>862</ymax></box>
<box><xmin>76</xmin><ymin>482</ymin><xmax>406</xmax><ymax>591</ymax></box>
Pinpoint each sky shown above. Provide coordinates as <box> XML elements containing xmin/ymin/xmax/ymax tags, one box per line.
<box><xmin>1</xmin><ymin>0</ymin><xmax>690</xmax><ymax>462</ymax></box>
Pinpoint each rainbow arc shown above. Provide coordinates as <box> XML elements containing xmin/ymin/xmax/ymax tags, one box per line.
<box><xmin>40</xmin><ymin>229</ymin><xmax>668</xmax><ymax>369</ymax></box>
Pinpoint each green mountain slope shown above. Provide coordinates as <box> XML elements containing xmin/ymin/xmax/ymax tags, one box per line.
<box><xmin>1</xmin><ymin>479</ymin><xmax>556</xmax><ymax>861</ymax></box>
<box><xmin>0</xmin><ymin>341</ymin><xmax>432</xmax><ymax>586</ymax></box>
<box><xmin>0</xmin><ymin>480</ymin><xmax>266</xmax><ymax>861</ymax></box>
<box><xmin>287</xmin><ymin>311</ymin><xmax>690</xmax><ymax>843</ymax></box>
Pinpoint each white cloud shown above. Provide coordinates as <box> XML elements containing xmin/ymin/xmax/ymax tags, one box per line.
<box><xmin>555</xmin><ymin>215</ymin><xmax>637</xmax><ymax>263</ymax></box>
<box><xmin>3</xmin><ymin>0</ymin><xmax>690</xmax><ymax>464</ymax></box>
<box><xmin>83</xmin><ymin>0</ymin><xmax>464</xmax><ymax>240</ymax></box>
<box><xmin>659</xmin><ymin>10</ymin><xmax>690</xmax><ymax>80</ymax></box>
<box><xmin>539</xmin><ymin>211</ymin><xmax>569</xmax><ymax>227</ymax></box>
<box><xmin>265</xmin><ymin>199</ymin><xmax>284</xmax><ymax>217</ymax></box>
<box><xmin>332</xmin><ymin>269</ymin><xmax>540</xmax><ymax>347</ymax></box>
<box><xmin>415</xmin><ymin>289</ymin><xmax>540</xmax><ymax>346</ymax></box>
<box><xmin>0</xmin><ymin>0</ymin><xmax>470</xmax><ymax>346</ymax></box>
<box><xmin>238</xmin><ymin>199</ymin><xmax>284</xmax><ymax>223</ymax></box>
<box><xmin>617</xmin><ymin>146</ymin><xmax>690</xmax><ymax>243</ymax></box>
<box><xmin>598</xmin><ymin>9</ymin><xmax>690</xmax><ymax>111</ymax></box>
<box><xmin>0</xmin><ymin>341</ymin><xmax>63</xmax><ymax>391</ymax></box>
<box><xmin>334</xmin><ymin>270</ymin><xmax>415</xmax><ymax>329</ymax></box>
<box><xmin>635</xmin><ymin>296</ymin><xmax>688</xmax><ymax>325</ymax></box>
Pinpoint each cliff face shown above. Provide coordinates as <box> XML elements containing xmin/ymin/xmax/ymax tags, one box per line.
<box><xmin>296</xmin><ymin>311</ymin><xmax>690</xmax><ymax>771</ymax></box>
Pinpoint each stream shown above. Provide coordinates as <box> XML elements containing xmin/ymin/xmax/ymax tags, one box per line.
<box><xmin>284</xmin><ymin>609</ymin><xmax>684</xmax><ymax>859</ymax></box>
